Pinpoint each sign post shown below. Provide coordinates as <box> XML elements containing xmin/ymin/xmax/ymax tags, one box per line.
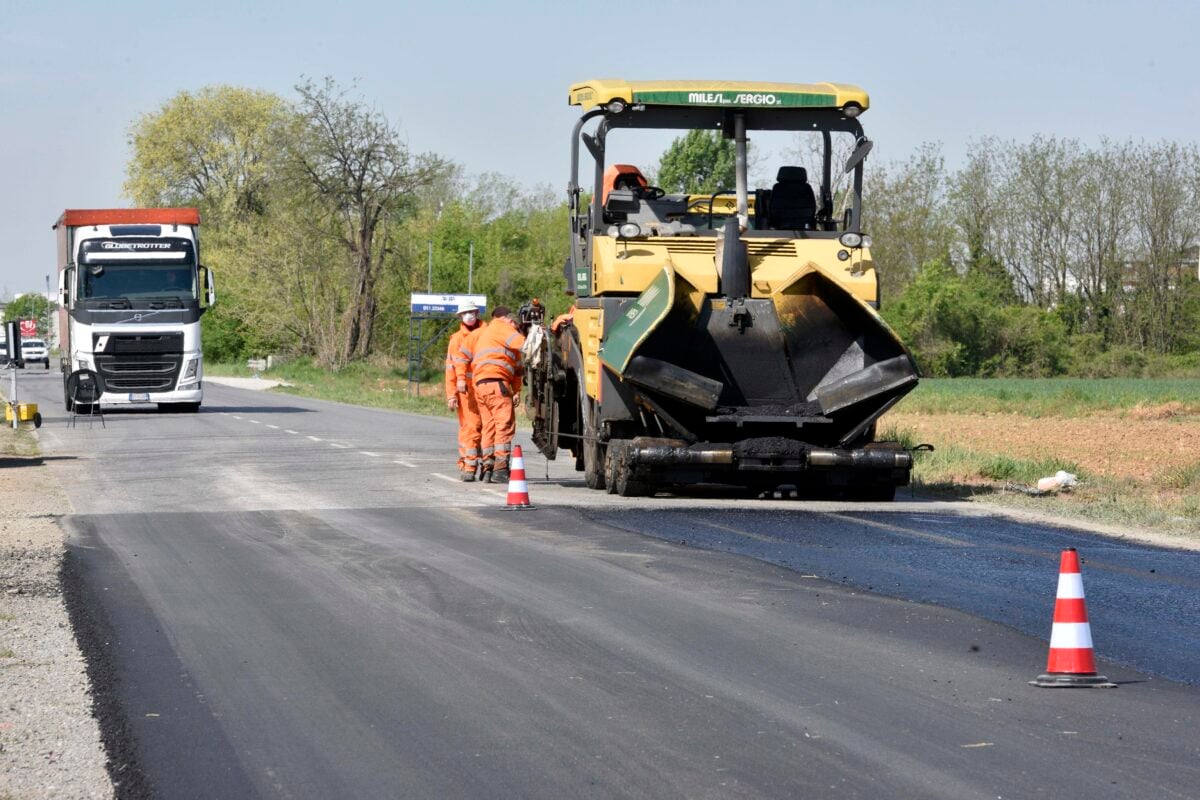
<box><xmin>5</xmin><ymin>321</ymin><xmax>19</xmax><ymax>429</ymax></box>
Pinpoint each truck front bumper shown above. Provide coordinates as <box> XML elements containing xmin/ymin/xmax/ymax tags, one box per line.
<box><xmin>99</xmin><ymin>385</ymin><xmax>202</xmax><ymax>406</ymax></box>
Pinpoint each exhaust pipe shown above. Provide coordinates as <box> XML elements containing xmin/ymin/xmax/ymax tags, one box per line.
<box><xmin>717</xmin><ymin>217</ymin><xmax>749</xmax><ymax>299</ymax></box>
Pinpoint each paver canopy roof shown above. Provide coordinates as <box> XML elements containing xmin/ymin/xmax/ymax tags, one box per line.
<box><xmin>568</xmin><ymin>79</ymin><xmax>869</xmax><ymax>112</ymax></box>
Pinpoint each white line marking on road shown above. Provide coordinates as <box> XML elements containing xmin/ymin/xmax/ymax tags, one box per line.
<box><xmin>285</xmin><ymin>430</ymin><xmax>299</xmax><ymax>435</ymax></box>
<box><xmin>307</xmin><ymin>436</ymin><xmax>322</xmax><ymax>442</ymax></box>
<box><xmin>266</xmin><ymin>424</ymin><xmax>280</xmax><ymax>429</ymax></box>
<box><xmin>330</xmin><ymin>443</ymin><xmax>349</xmax><ymax>449</ymax></box>
<box><xmin>248</xmin><ymin>420</ymin><xmax>261</xmax><ymax>424</ymax></box>
<box><xmin>483</xmin><ymin>489</ymin><xmax>506</xmax><ymax>498</ymax></box>
<box><xmin>393</xmin><ymin>460</ymin><xmax>419</xmax><ymax>468</ymax></box>
<box><xmin>360</xmin><ymin>451</ymin><xmax>380</xmax><ymax>457</ymax></box>
<box><xmin>432</xmin><ymin>473</ymin><xmax>460</xmax><ymax>485</ymax></box>
<box><xmin>232</xmin><ymin>415</ymin><xmax>242</xmax><ymax>420</ymax></box>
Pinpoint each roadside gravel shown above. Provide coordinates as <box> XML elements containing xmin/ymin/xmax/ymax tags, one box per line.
<box><xmin>0</xmin><ymin>442</ymin><xmax>113</xmax><ymax>799</ymax></box>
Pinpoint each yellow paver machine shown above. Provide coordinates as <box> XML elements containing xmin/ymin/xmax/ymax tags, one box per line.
<box><xmin>524</xmin><ymin>80</ymin><xmax>920</xmax><ymax>498</ymax></box>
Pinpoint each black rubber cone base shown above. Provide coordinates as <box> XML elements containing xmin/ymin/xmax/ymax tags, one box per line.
<box><xmin>1031</xmin><ymin>672</ymin><xmax>1117</xmax><ymax>688</ymax></box>
<box><xmin>503</xmin><ymin>504</ymin><xmax>535</xmax><ymax>510</ymax></box>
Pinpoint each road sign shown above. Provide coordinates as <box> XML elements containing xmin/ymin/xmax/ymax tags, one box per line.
<box><xmin>18</xmin><ymin>319</ymin><xmax>36</xmax><ymax>337</ymax></box>
<box><xmin>409</xmin><ymin>293</ymin><xmax>487</xmax><ymax>315</ymax></box>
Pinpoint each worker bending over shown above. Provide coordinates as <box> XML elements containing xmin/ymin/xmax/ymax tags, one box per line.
<box><xmin>456</xmin><ymin>306</ymin><xmax>526</xmax><ymax>484</ymax></box>
<box><xmin>445</xmin><ymin>302</ymin><xmax>483</xmax><ymax>481</ymax></box>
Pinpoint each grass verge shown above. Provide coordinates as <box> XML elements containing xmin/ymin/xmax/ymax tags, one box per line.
<box><xmin>207</xmin><ymin>358</ymin><xmax>455</xmax><ymax>419</ymax></box>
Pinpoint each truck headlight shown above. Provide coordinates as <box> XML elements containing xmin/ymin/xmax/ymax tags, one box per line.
<box><xmin>182</xmin><ymin>358</ymin><xmax>198</xmax><ymax>380</ymax></box>
<box><xmin>77</xmin><ymin>359</ymin><xmax>90</xmax><ymax>371</ymax></box>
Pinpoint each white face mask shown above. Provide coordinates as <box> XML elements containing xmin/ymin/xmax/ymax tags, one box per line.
<box><xmin>461</xmin><ymin>312</ymin><xmax>478</xmax><ymax>325</ymax></box>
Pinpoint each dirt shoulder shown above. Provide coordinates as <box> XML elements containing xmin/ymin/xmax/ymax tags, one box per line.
<box><xmin>0</xmin><ymin>433</ymin><xmax>112</xmax><ymax>799</ymax></box>
<box><xmin>886</xmin><ymin>409</ymin><xmax>1200</xmax><ymax>544</ymax></box>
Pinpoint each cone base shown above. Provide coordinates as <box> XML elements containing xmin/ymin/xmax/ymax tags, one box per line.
<box><xmin>503</xmin><ymin>503</ymin><xmax>536</xmax><ymax>510</ymax></box>
<box><xmin>1030</xmin><ymin>672</ymin><xmax>1117</xmax><ymax>688</ymax></box>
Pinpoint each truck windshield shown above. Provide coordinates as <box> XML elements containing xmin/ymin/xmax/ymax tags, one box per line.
<box><xmin>80</xmin><ymin>264</ymin><xmax>196</xmax><ymax>302</ymax></box>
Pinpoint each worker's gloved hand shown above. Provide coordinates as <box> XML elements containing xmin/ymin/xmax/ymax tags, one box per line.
<box><xmin>513</xmin><ymin>394</ymin><xmax>520</xmax><ymax>407</ymax></box>
<box><xmin>456</xmin><ymin>379</ymin><xmax>466</xmax><ymax>394</ymax></box>
<box><xmin>448</xmin><ymin>395</ymin><xmax>459</xmax><ymax>411</ymax></box>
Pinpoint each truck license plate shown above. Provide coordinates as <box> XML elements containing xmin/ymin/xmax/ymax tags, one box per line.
<box><xmin>128</xmin><ymin>393</ymin><xmax>150</xmax><ymax>402</ymax></box>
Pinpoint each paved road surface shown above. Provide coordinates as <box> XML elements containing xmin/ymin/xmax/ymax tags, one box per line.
<box><xmin>17</xmin><ymin>371</ymin><xmax>1200</xmax><ymax>798</ymax></box>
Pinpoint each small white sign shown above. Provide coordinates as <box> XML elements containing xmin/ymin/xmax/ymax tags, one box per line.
<box><xmin>410</xmin><ymin>293</ymin><xmax>488</xmax><ymax>315</ymax></box>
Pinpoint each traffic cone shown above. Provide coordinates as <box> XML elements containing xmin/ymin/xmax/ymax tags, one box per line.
<box><xmin>1031</xmin><ymin>548</ymin><xmax>1116</xmax><ymax>688</ymax></box>
<box><xmin>504</xmin><ymin>445</ymin><xmax>535</xmax><ymax>509</ymax></box>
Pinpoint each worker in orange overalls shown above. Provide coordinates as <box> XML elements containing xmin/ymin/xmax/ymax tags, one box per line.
<box><xmin>445</xmin><ymin>302</ymin><xmax>484</xmax><ymax>481</ymax></box>
<box><xmin>455</xmin><ymin>305</ymin><xmax>526</xmax><ymax>484</ymax></box>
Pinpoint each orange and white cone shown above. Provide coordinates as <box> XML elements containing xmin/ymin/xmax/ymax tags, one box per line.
<box><xmin>1031</xmin><ymin>548</ymin><xmax>1115</xmax><ymax>688</ymax></box>
<box><xmin>504</xmin><ymin>445</ymin><xmax>534</xmax><ymax>509</ymax></box>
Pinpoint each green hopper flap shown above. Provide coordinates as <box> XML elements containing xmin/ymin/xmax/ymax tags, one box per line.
<box><xmin>599</xmin><ymin>265</ymin><xmax>675</xmax><ymax>375</ymax></box>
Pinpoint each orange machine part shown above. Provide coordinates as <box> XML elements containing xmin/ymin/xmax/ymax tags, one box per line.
<box><xmin>601</xmin><ymin>164</ymin><xmax>648</xmax><ymax>204</ymax></box>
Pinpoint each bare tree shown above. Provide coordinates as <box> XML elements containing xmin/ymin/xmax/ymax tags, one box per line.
<box><xmin>290</xmin><ymin>77</ymin><xmax>449</xmax><ymax>366</ymax></box>
<box><xmin>1128</xmin><ymin>141</ymin><xmax>1200</xmax><ymax>352</ymax></box>
<box><xmin>863</xmin><ymin>142</ymin><xmax>955</xmax><ymax>299</ymax></box>
<box><xmin>1067</xmin><ymin>139</ymin><xmax>1133</xmax><ymax>337</ymax></box>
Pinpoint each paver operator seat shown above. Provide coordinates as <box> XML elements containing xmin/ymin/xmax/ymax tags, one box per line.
<box><xmin>767</xmin><ymin>166</ymin><xmax>817</xmax><ymax>230</ymax></box>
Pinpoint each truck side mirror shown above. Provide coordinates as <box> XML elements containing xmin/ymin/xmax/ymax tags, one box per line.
<box><xmin>200</xmin><ymin>265</ymin><xmax>216</xmax><ymax>308</ymax></box>
<box><xmin>58</xmin><ymin>266</ymin><xmax>72</xmax><ymax>306</ymax></box>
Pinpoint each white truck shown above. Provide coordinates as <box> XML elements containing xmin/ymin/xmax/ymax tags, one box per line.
<box><xmin>54</xmin><ymin>209</ymin><xmax>215</xmax><ymax>412</ymax></box>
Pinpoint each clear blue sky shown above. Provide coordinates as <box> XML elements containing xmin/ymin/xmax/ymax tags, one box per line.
<box><xmin>2</xmin><ymin>0</ymin><xmax>1197</xmax><ymax>295</ymax></box>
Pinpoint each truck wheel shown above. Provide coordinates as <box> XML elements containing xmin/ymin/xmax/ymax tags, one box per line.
<box><xmin>604</xmin><ymin>440</ymin><xmax>622</xmax><ymax>494</ymax></box>
<box><xmin>615</xmin><ymin>461</ymin><xmax>651</xmax><ymax>498</ymax></box>
<box><xmin>580</xmin><ymin>392</ymin><xmax>606</xmax><ymax>491</ymax></box>
<box><xmin>33</xmin><ymin>412</ymin><xmax>42</xmax><ymax>428</ymax></box>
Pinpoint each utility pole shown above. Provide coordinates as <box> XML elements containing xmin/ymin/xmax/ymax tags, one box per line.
<box><xmin>468</xmin><ymin>242</ymin><xmax>474</xmax><ymax>294</ymax></box>
<box><xmin>427</xmin><ymin>241</ymin><xmax>433</xmax><ymax>293</ymax></box>
<box><xmin>45</xmin><ymin>274</ymin><xmax>51</xmax><ymax>350</ymax></box>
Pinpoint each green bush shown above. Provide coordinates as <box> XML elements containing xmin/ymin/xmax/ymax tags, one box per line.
<box><xmin>885</xmin><ymin>260</ymin><xmax>1069</xmax><ymax>377</ymax></box>
<box><xmin>885</xmin><ymin>260</ymin><xmax>1198</xmax><ymax>379</ymax></box>
<box><xmin>201</xmin><ymin>308</ymin><xmax>250</xmax><ymax>363</ymax></box>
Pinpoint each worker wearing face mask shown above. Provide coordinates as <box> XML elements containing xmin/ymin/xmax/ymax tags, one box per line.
<box><xmin>455</xmin><ymin>306</ymin><xmax>525</xmax><ymax>484</ymax></box>
<box><xmin>446</xmin><ymin>303</ymin><xmax>484</xmax><ymax>481</ymax></box>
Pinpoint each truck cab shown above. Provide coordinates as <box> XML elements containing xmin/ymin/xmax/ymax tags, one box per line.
<box><xmin>55</xmin><ymin>209</ymin><xmax>215</xmax><ymax>412</ymax></box>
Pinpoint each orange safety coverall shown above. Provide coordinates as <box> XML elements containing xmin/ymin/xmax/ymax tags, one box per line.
<box><xmin>445</xmin><ymin>323</ymin><xmax>482</xmax><ymax>473</ymax></box>
<box><xmin>456</xmin><ymin>318</ymin><xmax>526</xmax><ymax>474</ymax></box>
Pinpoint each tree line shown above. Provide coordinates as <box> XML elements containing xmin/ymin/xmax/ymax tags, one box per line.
<box><xmin>124</xmin><ymin>82</ymin><xmax>1200</xmax><ymax>378</ymax></box>
<box><xmin>867</xmin><ymin>138</ymin><xmax>1200</xmax><ymax>376</ymax></box>
<box><xmin>124</xmin><ymin>80</ymin><xmax>569</xmax><ymax>371</ymax></box>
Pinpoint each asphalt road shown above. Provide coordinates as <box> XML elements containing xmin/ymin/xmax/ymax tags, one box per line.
<box><xmin>17</xmin><ymin>370</ymin><xmax>1200</xmax><ymax>799</ymax></box>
